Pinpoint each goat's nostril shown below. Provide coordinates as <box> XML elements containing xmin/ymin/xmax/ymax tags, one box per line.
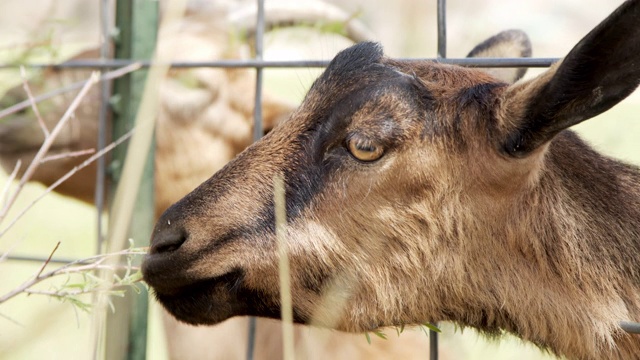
<box><xmin>151</xmin><ymin>226</ymin><xmax>187</xmax><ymax>254</ymax></box>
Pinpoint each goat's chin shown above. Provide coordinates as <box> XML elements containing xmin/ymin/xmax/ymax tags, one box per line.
<box><xmin>155</xmin><ymin>292</ymin><xmax>234</xmax><ymax>326</ymax></box>
<box><xmin>150</xmin><ymin>270</ymin><xmax>306</xmax><ymax>326</ymax></box>
<box><xmin>151</xmin><ymin>270</ymin><xmax>246</xmax><ymax>325</ymax></box>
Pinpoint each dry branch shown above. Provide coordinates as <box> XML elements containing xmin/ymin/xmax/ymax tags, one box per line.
<box><xmin>41</xmin><ymin>149</ymin><xmax>96</xmax><ymax>163</ymax></box>
<box><xmin>0</xmin><ymin>129</ymin><xmax>133</xmax><ymax>239</ymax></box>
<box><xmin>0</xmin><ymin>61</ymin><xmax>143</xmax><ymax>317</ymax></box>
<box><xmin>0</xmin><ymin>72</ymin><xmax>99</xmax><ymax>225</ymax></box>
<box><xmin>0</xmin><ymin>247</ymin><xmax>145</xmax><ymax>306</ymax></box>
<box><xmin>0</xmin><ymin>62</ymin><xmax>142</xmax><ymax>120</ymax></box>
<box><xmin>0</xmin><ymin>61</ymin><xmax>137</xmax><ymax>238</ymax></box>
<box><xmin>1</xmin><ymin>160</ymin><xmax>21</xmax><ymax>209</ymax></box>
<box><xmin>19</xmin><ymin>66</ymin><xmax>49</xmax><ymax>137</ymax></box>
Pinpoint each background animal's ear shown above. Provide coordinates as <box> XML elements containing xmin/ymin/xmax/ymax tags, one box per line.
<box><xmin>499</xmin><ymin>0</ymin><xmax>640</xmax><ymax>157</ymax></box>
<box><xmin>466</xmin><ymin>29</ymin><xmax>531</xmax><ymax>83</ymax></box>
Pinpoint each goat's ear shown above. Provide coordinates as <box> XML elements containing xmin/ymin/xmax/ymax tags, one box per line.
<box><xmin>499</xmin><ymin>0</ymin><xmax>640</xmax><ymax>157</ymax></box>
<box><xmin>467</xmin><ymin>30</ymin><xmax>531</xmax><ymax>83</ymax></box>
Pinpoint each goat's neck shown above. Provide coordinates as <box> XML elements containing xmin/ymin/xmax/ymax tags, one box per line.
<box><xmin>447</xmin><ymin>131</ymin><xmax>640</xmax><ymax>359</ymax></box>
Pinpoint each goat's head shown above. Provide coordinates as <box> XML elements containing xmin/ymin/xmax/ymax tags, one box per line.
<box><xmin>142</xmin><ymin>27</ymin><xmax>533</xmax><ymax>326</ymax></box>
<box><xmin>143</xmin><ymin>0</ymin><xmax>640</xmax><ymax>346</ymax></box>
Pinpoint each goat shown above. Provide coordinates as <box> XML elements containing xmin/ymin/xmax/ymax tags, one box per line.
<box><xmin>0</xmin><ymin>8</ymin><xmax>534</xmax><ymax>359</ymax></box>
<box><xmin>143</xmin><ymin>1</ymin><xmax>640</xmax><ymax>359</ymax></box>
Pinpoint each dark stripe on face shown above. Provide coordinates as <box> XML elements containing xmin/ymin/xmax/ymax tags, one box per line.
<box><xmin>276</xmin><ymin>72</ymin><xmax>432</xmax><ymax>224</ymax></box>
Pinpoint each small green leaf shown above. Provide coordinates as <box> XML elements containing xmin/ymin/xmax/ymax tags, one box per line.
<box><xmin>65</xmin><ymin>297</ymin><xmax>92</xmax><ymax>313</ymax></box>
<box><xmin>120</xmin><ymin>270</ymin><xmax>143</xmax><ymax>286</ymax></box>
<box><xmin>364</xmin><ymin>332</ymin><xmax>371</xmax><ymax>344</ymax></box>
<box><xmin>372</xmin><ymin>330</ymin><xmax>387</xmax><ymax>340</ymax></box>
<box><xmin>422</xmin><ymin>322</ymin><xmax>442</xmax><ymax>333</ymax></box>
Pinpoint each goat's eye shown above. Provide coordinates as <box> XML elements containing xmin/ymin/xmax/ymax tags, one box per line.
<box><xmin>346</xmin><ymin>137</ymin><xmax>384</xmax><ymax>162</ymax></box>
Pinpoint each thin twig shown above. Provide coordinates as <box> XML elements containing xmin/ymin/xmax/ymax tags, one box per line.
<box><xmin>58</xmin><ymin>264</ymin><xmax>141</xmax><ymax>273</ymax></box>
<box><xmin>0</xmin><ymin>72</ymin><xmax>100</xmax><ymax>225</ymax></box>
<box><xmin>34</xmin><ymin>241</ymin><xmax>60</xmax><ymax>279</ymax></box>
<box><xmin>0</xmin><ymin>311</ymin><xmax>23</xmax><ymax>326</ymax></box>
<box><xmin>24</xmin><ymin>289</ymin><xmax>101</xmax><ymax>297</ymax></box>
<box><xmin>0</xmin><ymin>129</ymin><xmax>133</xmax><ymax>238</ymax></box>
<box><xmin>23</xmin><ymin>282</ymin><xmax>140</xmax><ymax>298</ymax></box>
<box><xmin>0</xmin><ymin>62</ymin><xmax>142</xmax><ymax>120</ymax></box>
<box><xmin>41</xmin><ymin>148</ymin><xmax>96</xmax><ymax>163</ymax></box>
<box><xmin>20</xmin><ymin>66</ymin><xmax>49</xmax><ymax>137</ymax></box>
<box><xmin>0</xmin><ymin>248</ymin><xmax>144</xmax><ymax>305</ymax></box>
<box><xmin>1</xmin><ymin>160</ymin><xmax>21</xmax><ymax>208</ymax></box>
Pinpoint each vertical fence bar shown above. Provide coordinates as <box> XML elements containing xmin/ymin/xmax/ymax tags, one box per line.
<box><xmin>104</xmin><ymin>1</ymin><xmax>157</xmax><ymax>359</ymax></box>
<box><xmin>246</xmin><ymin>0</ymin><xmax>265</xmax><ymax>359</ymax></box>
<box><xmin>432</xmin><ymin>4</ymin><xmax>444</xmax><ymax>359</ymax></box>
<box><xmin>437</xmin><ymin>0</ymin><xmax>447</xmax><ymax>58</ymax></box>
<box><xmin>252</xmin><ymin>0</ymin><xmax>265</xmax><ymax>143</ymax></box>
<box><xmin>429</xmin><ymin>325</ymin><xmax>438</xmax><ymax>360</ymax></box>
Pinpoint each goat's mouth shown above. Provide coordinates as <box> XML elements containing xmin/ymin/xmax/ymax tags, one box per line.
<box><xmin>150</xmin><ymin>269</ymin><xmax>250</xmax><ymax>325</ymax></box>
<box><xmin>146</xmin><ymin>267</ymin><xmax>302</xmax><ymax>325</ymax></box>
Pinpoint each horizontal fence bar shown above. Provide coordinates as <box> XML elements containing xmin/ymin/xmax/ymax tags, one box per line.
<box><xmin>621</xmin><ymin>321</ymin><xmax>640</xmax><ymax>334</ymax></box>
<box><xmin>0</xmin><ymin>57</ymin><xmax>560</xmax><ymax>70</ymax></box>
<box><xmin>5</xmin><ymin>254</ymin><xmax>85</xmax><ymax>265</ymax></box>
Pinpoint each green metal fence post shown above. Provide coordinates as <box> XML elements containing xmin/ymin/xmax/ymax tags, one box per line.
<box><xmin>106</xmin><ymin>1</ymin><xmax>158</xmax><ymax>359</ymax></box>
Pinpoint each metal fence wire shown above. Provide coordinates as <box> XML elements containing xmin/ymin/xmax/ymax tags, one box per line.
<box><xmin>3</xmin><ymin>0</ymin><xmax>553</xmax><ymax>359</ymax></box>
<box><xmin>6</xmin><ymin>0</ymin><xmax>614</xmax><ymax>359</ymax></box>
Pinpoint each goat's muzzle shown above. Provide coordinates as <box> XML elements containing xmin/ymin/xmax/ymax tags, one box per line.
<box><xmin>141</xmin><ymin>196</ymin><xmax>271</xmax><ymax>325</ymax></box>
<box><xmin>142</xmin><ymin>220</ymin><xmax>247</xmax><ymax>325</ymax></box>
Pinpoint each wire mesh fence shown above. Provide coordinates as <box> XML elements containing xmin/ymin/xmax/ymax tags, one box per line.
<box><xmin>8</xmin><ymin>0</ymin><xmax>637</xmax><ymax>360</ymax></box>
<box><xmin>0</xmin><ymin>0</ymin><xmax>550</xmax><ymax>359</ymax></box>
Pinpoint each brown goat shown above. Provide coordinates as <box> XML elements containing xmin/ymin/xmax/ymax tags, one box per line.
<box><xmin>0</xmin><ymin>19</ymin><xmax>534</xmax><ymax>360</ymax></box>
<box><xmin>143</xmin><ymin>1</ymin><xmax>640</xmax><ymax>359</ymax></box>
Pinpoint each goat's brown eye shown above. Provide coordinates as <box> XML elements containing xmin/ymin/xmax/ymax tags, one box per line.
<box><xmin>346</xmin><ymin>137</ymin><xmax>384</xmax><ymax>162</ymax></box>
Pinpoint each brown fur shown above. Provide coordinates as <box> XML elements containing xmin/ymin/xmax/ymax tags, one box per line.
<box><xmin>144</xmin><ymin>2</ymin><xmax>640</xmax><ymax>359</ymax></box>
